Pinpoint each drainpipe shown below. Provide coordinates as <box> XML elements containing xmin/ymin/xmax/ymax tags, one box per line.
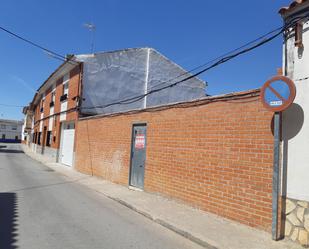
<box><xmin>143</xmin><ymin>48</ymin><xmax>150</xmax><ymax>109</ymax></box>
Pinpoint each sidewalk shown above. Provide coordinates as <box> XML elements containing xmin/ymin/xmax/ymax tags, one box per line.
<box><xmin>23</xmin><ymin>146</ymin><xmax>302</xmax><ymax>249</ymax></box>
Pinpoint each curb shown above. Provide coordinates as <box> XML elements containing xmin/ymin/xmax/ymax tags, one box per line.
<box><xmin>104</xmin><ymin>195</ymin><xmax>218</xmax><ymax>249</ymax></box>
<box><xmin>23</xmin><ymin>147</ymin><xmax>218</xmax><ymax>249</ymax></box>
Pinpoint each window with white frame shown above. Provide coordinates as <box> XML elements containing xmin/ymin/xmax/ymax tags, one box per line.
<box><xmin>52</xmin><ymin>91</ymin><xmax>56</xmax><ymax>102</ymax></box>
<box><xmin>63</xmin><ymin>82</ymin><xmax>69</xmax><ymax>95</ymax></box>
<box><xmin>63</xmin><ymin>73</ymin><xmax>69</xmax><ymax>96</ymax></box>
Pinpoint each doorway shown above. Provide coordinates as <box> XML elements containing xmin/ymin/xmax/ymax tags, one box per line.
<box><xmin>129</xmin><ymin>124</ymin><xmax>147</xmax><ymax>189</ymax></box>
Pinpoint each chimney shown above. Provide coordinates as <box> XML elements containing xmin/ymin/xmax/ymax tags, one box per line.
<box><xmin>277</xmin><ymin>68</ymin><xmax>283</xmax><ymax>76</ymax></box>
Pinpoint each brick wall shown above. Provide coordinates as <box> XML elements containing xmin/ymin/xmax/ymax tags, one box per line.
<box><xmin>75</xmin><ymin>90</ymin><xmax>274</xmax><ymax>231</ymax></box>
<box><xmin>31</xmin><ymin>64</ymin><xmax>81</xmax><ymax>150</ymax></box>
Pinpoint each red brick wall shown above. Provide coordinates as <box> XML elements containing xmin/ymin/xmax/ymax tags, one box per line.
<box><xmin>31</xmin><ymin>64</ymin><xmax>81</xmax><ymax>149</ymax></box>
<box><xmin>75</xmin><ymin>90</ymin><xmax>274</xmax><ymax>231</ymax></box>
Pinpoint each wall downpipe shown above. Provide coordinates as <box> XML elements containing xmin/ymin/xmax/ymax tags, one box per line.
<box><xmin>143</xmin><ymin>48</ymin><xmax>150</xmax><ymax>109</ymax></box>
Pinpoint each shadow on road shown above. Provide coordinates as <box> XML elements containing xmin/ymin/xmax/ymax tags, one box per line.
<box><xmin>0</xmin><ymin>193</ymin><xmax>18</xmax><ymax>249</ymax></box>
<box><xmin>0</xmin><ymin>146</ymin><xmax>24</xmax><ymax>154</ymax></box>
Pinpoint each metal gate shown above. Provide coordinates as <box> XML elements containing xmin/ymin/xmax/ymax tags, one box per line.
<box><xmin>129</xmin><ymin>124</ymin><xmax>147</xmax><ymax>189</ymax></box>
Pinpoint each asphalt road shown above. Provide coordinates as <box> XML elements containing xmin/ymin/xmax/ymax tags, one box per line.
<box><xmin>0</xmin><ymin>143</ymin><xmax>202</xmax><ymax>249</ymax></box>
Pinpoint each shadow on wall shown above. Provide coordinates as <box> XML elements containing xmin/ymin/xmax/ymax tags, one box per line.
<box><xmin>0</xmin><ymin>193</ymin><xmax>18</xmax><ymax>249</ymax></box>
<box><xmin>280</xmin><ymin>103</ymin><xmax>304</xmax><ymax>238</ymax></box>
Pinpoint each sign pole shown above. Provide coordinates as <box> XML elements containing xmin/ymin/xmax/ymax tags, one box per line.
<box><xmin>272</xmin><ymin>112</ymin><xmax>281</xmax><ymax>240</ymax></box>
<box><xmin>261</xmin><ymin>75</ymin><xmax>296</xmax><ymax>240</ymax></box>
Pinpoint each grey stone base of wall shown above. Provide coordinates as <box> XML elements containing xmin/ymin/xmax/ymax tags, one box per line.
<box><xmin>23</xmin><ymin>143</ymin><xmax>59</xmax><ymax>163</ymax></box>
<box><xmin>285</xmin><ymin>198</ymin><xmax>309</xmax><ymax>247</ymax></box>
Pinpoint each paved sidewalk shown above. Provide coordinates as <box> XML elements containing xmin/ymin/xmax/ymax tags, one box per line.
<box><xmin>23</xmin><ymin>146</ymin><xmax>302</xmax><ymax>249</ymax></box>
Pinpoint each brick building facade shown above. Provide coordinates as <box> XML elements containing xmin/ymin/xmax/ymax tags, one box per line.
<box><xmin>30</xmin><ymin>62</ymin><xmax>81</xmax><ymax>164</ymax></box>
<box><xmin>25</xmin><ymin>48</ymin><xmax>205</xmax><ymax>167</ymax></box>
<box><xmin>74</xmin><ymin>89</ymin><xmax>275</xmax><ymax>231</ymax></box>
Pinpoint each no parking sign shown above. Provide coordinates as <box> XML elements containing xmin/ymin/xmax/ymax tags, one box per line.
<box><xmin>261</xmin><ymin>75</ymin><xmax>296</xmax><ymax>112</ymax></box>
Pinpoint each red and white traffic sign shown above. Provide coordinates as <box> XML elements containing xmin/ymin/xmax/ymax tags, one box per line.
<box><xmin>260</xmin><ymin>75</ymin><xmax>296</xmax><ymax>112</ymax></box>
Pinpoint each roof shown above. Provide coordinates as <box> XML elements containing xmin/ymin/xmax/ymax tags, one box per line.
<box><xmin>279</xmin><ymin>0</ymin><xmax>309</xmax><ymax>15</ymax></box>
<box><xmin>28</xmin><ymin>59</ymin><xmax>80</xmax><ymax>107</ymax></box>
<box><xmin>28</xmin><ymin>47</ymin><xmax>206</xmax><ymax>109</ymax></box>
<box><xmin>0</xmin><ymin>119</ymin><xmax>23</xmax><ymax>124</ymax></box>
<box><xmin>76</xmin><ymin>47</ymin><xmax>206</xmax><ymax>87</ymax></box>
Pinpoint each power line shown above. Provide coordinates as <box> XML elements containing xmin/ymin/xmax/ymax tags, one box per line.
<box><xmin>0</xmin><ymin>25</ymin><xmax>78</xmax><ymax>65</ymax></box>
<box><xmin>0</xmin><ymin>103</ymin><xmax>24</xmax><ymax>108</ymax></box>
<box><xmin>144</xmin><ymin>25</ymin><xmax>283</xmax><ymax>92</ymax></box>
<box><xmin>295</xmin><ymin>76</ymin><xmax>309</xmax><ymax>81</ymax></box>
<box><xmin>81</xmin><ymin>14</ymin><xmax>308</xmax><ymax>112</ymax></box>
<box><xmin>80</xmin><ymin>29</ymin><xmax>282</xmax><ymax>110</ymax></box>
<box><xmin>83</xmin><ymin>24</ymin><xmax>281</xmax><ymax>111</ymax></box>
<box><xmin>149</xmin><ymin>26</ymin><xmax>283</xmax><ymax>91</ymax></box>
<box><xmin>81</xmin><ymin>25</ymin><xmax>283</xmax><ymax>106</ymax></box>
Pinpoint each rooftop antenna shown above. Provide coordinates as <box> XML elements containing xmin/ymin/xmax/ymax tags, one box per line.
<box><xmin>84</xmin><ymin>23</ymin><xmax>96</xmax><ymax>53</ymax></box>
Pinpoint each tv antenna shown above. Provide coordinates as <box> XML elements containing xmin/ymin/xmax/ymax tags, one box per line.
<box><xmin>84</xmin><ymin>23</ymin><xmax>96</xmax><ymax>53</ymax></box>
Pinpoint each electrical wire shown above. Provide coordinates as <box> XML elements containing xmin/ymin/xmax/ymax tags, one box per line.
<box><xmin>0</xmin><ymin>103</ymin><xmax>24</xmax><ymax>108</ymax></box>
<box><xmin>148</xmin><ymin>26</ymin><xmax>283</xmax><ymax>91</ymax></box>
<box><xmin>81</xmin><ymin>14</ymin><xmax>308</xmax><ymax>112</ymax></box>
<box><xmin>0</xmin><ymin>25</ymin><xmax>78</xmax><ymax>65</ymax></box>
<box><xmin>81</xmin><ymin>29</ymin><xmax>284</xmax><ymax>110</ymax></box>
<box><xmin>295</xmin><ymin>76</ymin><xmax>309</xmax><ymax>81</ymax></box>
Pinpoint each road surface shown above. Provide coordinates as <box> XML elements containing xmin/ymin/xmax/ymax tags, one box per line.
<box><xmin>0</xmin><ymin>143</ymin><xmax>202</xmax><ymax>249</ymax></box>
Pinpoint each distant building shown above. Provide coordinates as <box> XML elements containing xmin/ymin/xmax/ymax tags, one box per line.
<box><xmin>21</xmin><ymin>107</ymin><xmax>34</xmax><ymax>144</ymax></box>
<box><xmin>23</xmin><ymin>48</ymin><xmax>206</xmax><ymax>166</ymax></box>
<box><xmin>0</xmin><ymin>119</ymin><xmax>23</xmax><ymax>142</ymax></box>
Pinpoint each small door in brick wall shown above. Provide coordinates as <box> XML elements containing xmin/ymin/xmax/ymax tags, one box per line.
<box><xmin>129</xmin><ymin>124</ymin><xmax>147</xmax><ymax>189</ymax></box>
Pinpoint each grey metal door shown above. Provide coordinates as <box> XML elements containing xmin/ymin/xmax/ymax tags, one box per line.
<box><xmin>130</xmin><ymin>124</ymin><xmax>147</xmax><ymax>189</ymax></box>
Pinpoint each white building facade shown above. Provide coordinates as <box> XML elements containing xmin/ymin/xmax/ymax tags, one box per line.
<box><xmin>0</xmin><ymin>119</ymin><xmax>23</xmax><ymax>142</ymax></box>
<box><xmin>280</xmin><ymin>0</ymin><xmax>309</xmax><ymax>245</ymax></box>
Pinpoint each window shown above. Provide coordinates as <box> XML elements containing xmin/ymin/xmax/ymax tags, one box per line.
<box><xmin>1</xmin><ymin>124</ymin><xmax>6</xmax><ymax>129</ymax></box>
<box><xmin>46</xmin><ymin>131</ymin><xmax>52</xmax><ymax>147</ymax></box>
<box><xmin>2</xmin><ymin>134</ymin><xmax>5</xmax><ymax>139</ymax></box>
<box><xmin>60</xmin><ymin>74</ymin><xmax>69</xmax><ymax>102</ymax></box>
<box><xmin>40</xmin><ymin>99</ymin><xmax>44</xmax><ymax>113</ymax></box>
<box><xmin>60</xmin><ymin>93</ymin><xmax>67</xmax><ymax>102</ymax></box>
<box><xmin>12</xmin><ymin>125</ymin><xmax>17</xmax><ymax>131</ymax></box>
<box><xmin>50</xmin><ymin>92</ymin><xmax>56</xmax><ymax>107</ymax></box>
<box><xmin>66</xmin><ymin>123</ymin><xmax>75</xmax><ymax>129</ymax></box>
<box><xmin>60</xmin><ymin>82</ymin><xmax>69</xmax><ymax>102</ymax></box>
<box><xmin>63</xmin><ymin>82</ymin><xmax>69</xmax><ymax>95</ymax></box>
<box><xmin>38</xmin><ymin>132</ymin><xmax>42</xmax><ymax>145</ymax></box>
<box><xmin>52</xmin><ymin>91</ymin><xmax>56</xmax><ymax>102</ymax></box>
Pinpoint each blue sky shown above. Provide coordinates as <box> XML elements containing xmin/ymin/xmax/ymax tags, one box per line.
<box><xmin>0</xmin><ymin>0</ymin><xmax>290</xmax><ymax>120</ymax></box>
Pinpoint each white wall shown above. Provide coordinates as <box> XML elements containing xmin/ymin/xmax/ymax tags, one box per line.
<box><xmin>283</xmin><ymin>16</ymin><xmax>309</xmax><ymax>201</ymax></box>
<box><xmin>0</xmin><ymin>119</ymin><xmax>23</xmax><ymax>140</ymax></box>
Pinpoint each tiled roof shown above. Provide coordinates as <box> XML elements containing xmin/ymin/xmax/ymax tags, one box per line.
<box><xmin>279</xmin><ymin>0</ymin><xmax>309</xmax><ymax>15</ymax></box>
